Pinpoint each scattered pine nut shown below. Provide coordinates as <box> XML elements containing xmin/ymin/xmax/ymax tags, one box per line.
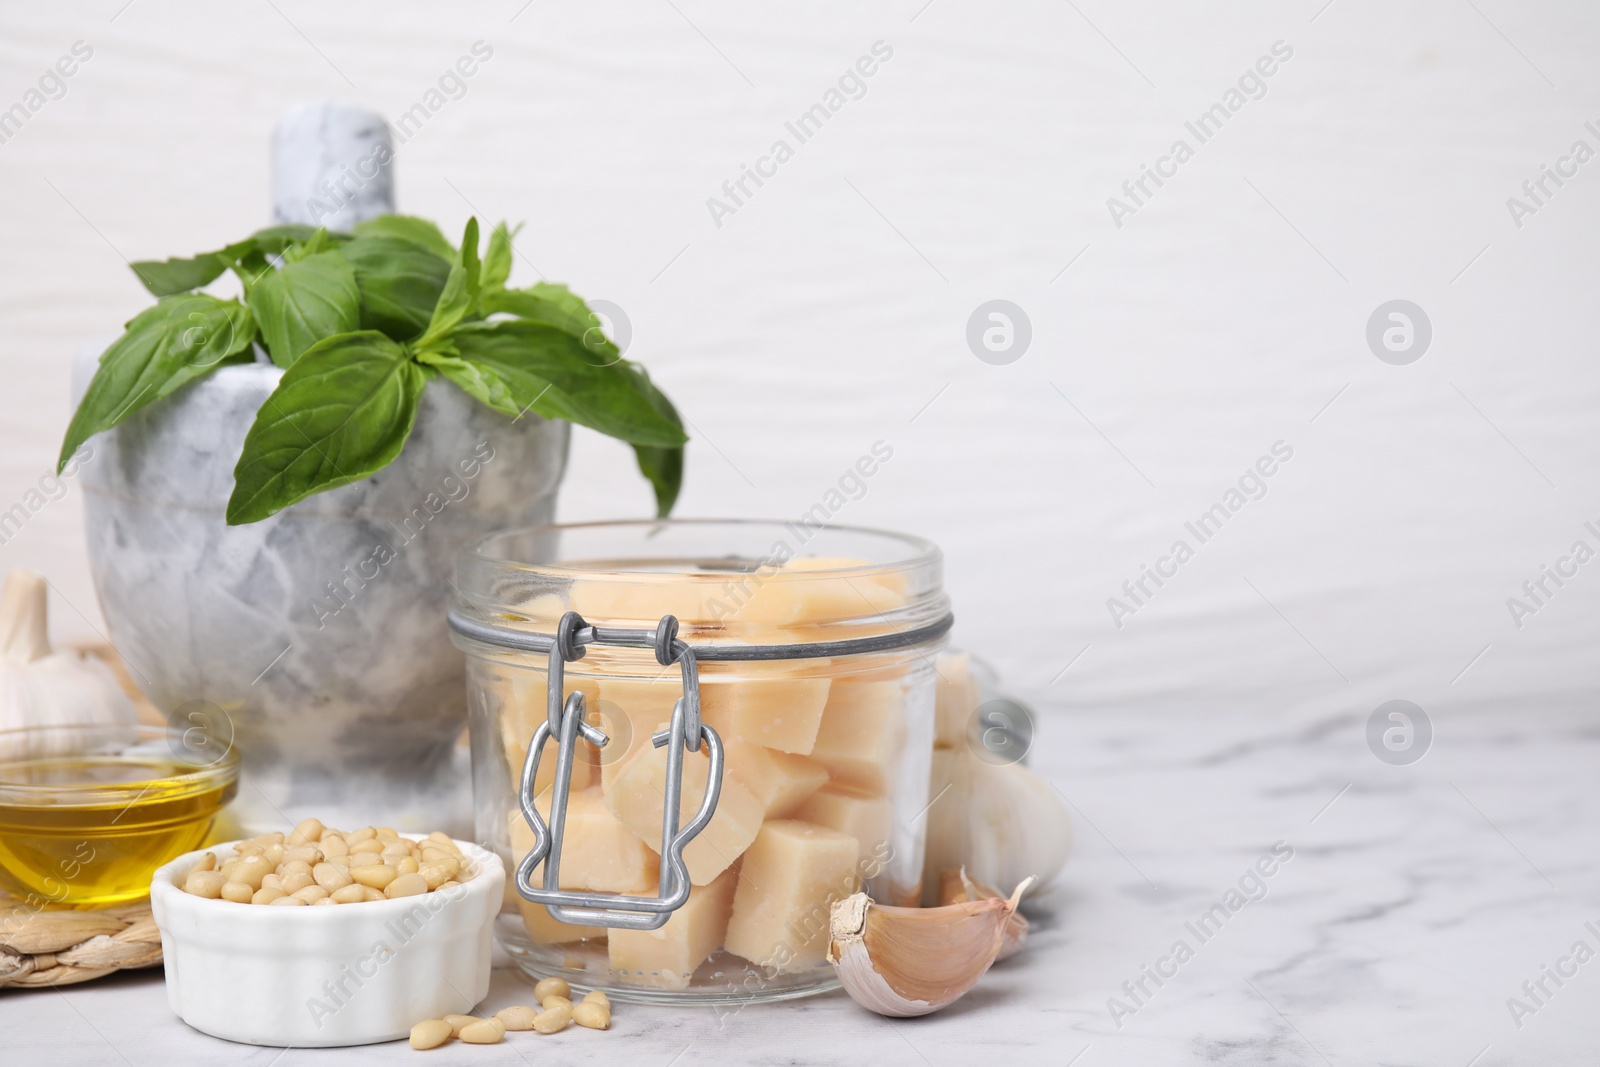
<box><xmin>458</xmin><ymin>1019</ymin><xmax>506</xmax><ymax>1045</ymax></box>
<box><xmin>573</xmin><ymin>1001</ymin><xmax>610</xmax><ymax>1030</ymax></box>
<box><xmin>533</xmin><ymin>977</ymin><xmax>571</xmax><ymax>1002</ymax></box>
<box><xmin>410</xmin><ymin>1019</ymin><xmax>452</xmax><ymax>1050</ymax></box>
<box><xmin>494</xmin><ymin>1005</ymin><xmax>538</xmax><ymax>1031</ymax></box>
<box><xmin>533</xmin><ymin>1002</ymin><xmax>573</xmax><ymax>1034</ymax></box>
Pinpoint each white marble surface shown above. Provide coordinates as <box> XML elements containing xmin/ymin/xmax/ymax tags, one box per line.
<box><xmin>5</xmin><ymin>702</ymin><xmax>1594</xmax><ymax>1066</ymax></box>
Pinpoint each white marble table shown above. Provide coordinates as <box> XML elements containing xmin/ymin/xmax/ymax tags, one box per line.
<box><xmin>5</xmin><ymin>704</ymin><xmax>1595</xmax><ymax>1066</ymax></box>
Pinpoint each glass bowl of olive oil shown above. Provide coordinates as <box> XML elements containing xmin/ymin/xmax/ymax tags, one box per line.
<box><xmin>0</xmin><ymin>723</ymin><xmax>239</xmax><ymax>907</ymax></box>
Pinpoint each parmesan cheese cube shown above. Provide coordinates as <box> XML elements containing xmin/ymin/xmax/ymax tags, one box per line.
<box><xmin>809</xmin><ymin>680</ymin><xmax>907</xmax><ymax>794</ymax></box>
<box><xmin>934</xmin><ymin>650</ymin><xmax>980</xmax><ymax>749</ymax></box>
<box><xmin>701</xmin><ymin>666</ymin><xmax>832</xmax><ymax>755</ymax></box>
<box><xmin>594</xmin><ymin>675</ymin><xmax>681</xmax><ymax>787</ymax></box>
<box><xmin>570</xmin><ymin>575</ymin><xmax>722</xmax><ymax>626</ymax></box>
<box><xmin>729</xmin><ymin>557</ymin><xmax>906</xmax><ymax>628</ymax></box>
<box><xmin>511</xmin><ymin>789</ymin><xmax>659</xmax><ymax>893</ymax></box>
<box><xmin>720</xmin><ymin>736</ymin><xmax>828</xmax><ymax>817</ymax></box>
<box><xmin>792</xmin><ymin>784</ymin><xmax>892</xmax><ymax>856</ymax></box>
<box><xmin>608</xmin><ymin>865</ymin><xmax>739</xmax><ymax>989</ymax></box>
<box><xmin>723</xmin><ymin>820</ymin><xmax>860</xmax><ymax>970</ymax></box>
<box><xmin>603</xmin><ymin>742</ymin><xmax>765</xmax><ymax>885</ymax></box>
<box><xmin>515</xmin><ymin>898</ymin><xmax>607</xmax><ymax>945</ymax></box>
<box><xmin>501</xmin><ymin>672</ymin><xmax>597</xmax><ymax>796</ymax></box>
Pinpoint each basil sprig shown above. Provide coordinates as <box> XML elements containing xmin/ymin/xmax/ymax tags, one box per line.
<box><xmin>62</xmin><ymin>215</ymin><xmax>686</xmax><ymax>521</ymax></box>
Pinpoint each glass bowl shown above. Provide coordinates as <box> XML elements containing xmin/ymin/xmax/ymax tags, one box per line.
<box><xmin>0</xmin><ymin>723</ymin><xmax>239</xmax><ymax>907</ymax></box>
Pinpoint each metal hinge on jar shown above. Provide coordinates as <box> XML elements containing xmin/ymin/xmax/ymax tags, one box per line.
<box><xmin>512</xmin><ymin>612</ymin><xmax>721</xmax><ymax>932</ymax></box>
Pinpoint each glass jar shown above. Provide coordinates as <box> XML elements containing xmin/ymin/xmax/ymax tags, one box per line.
<box><xmin>451</xmin><ymin>520</ymin><xmax>950</xmax><ymax>1004</ymax></box>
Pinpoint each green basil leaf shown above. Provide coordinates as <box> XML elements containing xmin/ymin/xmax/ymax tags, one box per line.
<box><xmin>351</xmin><ymin>215</ymin><xmax>456</xmax><ymax>261</ymax></box>
<box><xmin>416</xmin><ymin>348</ymin><xmax>519</xmax><ymax>417</ymax></box>
<box><xmin>131</xmin><ymin>252</ymin><xmax>229</xmax><ymax>296</ymax></box>
<box><xmin>281</xmin><ymin>228</ymin><xmax>333</xmax><ymax>264</ymax></box>
<box><xmin>226</xmin><ymin>331</ymin><xmax>424</xmax><ymax>524</ymax></box>
<box><xmin>130</xmin><ymin>238</ymin><xmax>257</xmax><ymax>296</ymax></box>
<box><xmin>626</xmin><ymin>366</ymin><xmax>685</xmax><ymax>517</ymax></box>
<box><xmin>250</xmin><ymin>250</ymin><xmax>361</xmax><ymax>368</ymax></box>
<box><xmin>337</xmin><ymin>236</ymin><xmax>451</xmax><ymax>340</ymax></box>
<box><xmin>448</xmin><ymin>320</ymin><xmax>686</xmax><ymax>449</ymax></box>
<box><xmin>481</xmin><ymin>221</ymin><xmax>520</xmax><ymax>292</ymax></box>
<box><xmin>418</xmin><ymin>218</ymin><xmax>481</xmax><ymax>346</ymax></box>
<box><xmin>478</xmin><ymin>282</ymin><xmax>614</xmax><ymax>358</ymax></box>
<box><xmin>58</xmin><ymin>295</ymin><xmax>255</xmax><ymax>471</ymax></box>
<box><xmin>251</xmin><ymin>224</ymin><xmax>346</xmax><ymax>256</ymax></box>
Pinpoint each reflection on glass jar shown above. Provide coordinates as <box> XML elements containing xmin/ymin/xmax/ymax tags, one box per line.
<box><xmin>452</xmin><ymin>520</ymin><xmax>950</xmax><ymax>1004</ymax></box>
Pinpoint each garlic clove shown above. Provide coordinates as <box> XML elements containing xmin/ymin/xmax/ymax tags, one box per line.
<box><xmin>827</xmin><ymin>879</ymin><xmax>1031</xmax><ymax>1017</ymax></box>
<box><xmin>937</xmin><ymin>868</ymin><xmax>1030</xmax><ymax>961</ymax></box>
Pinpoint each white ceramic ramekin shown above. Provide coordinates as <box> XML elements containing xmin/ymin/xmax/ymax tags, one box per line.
<box><xmin>150</xmin><ymin>836</ymin><xmax>505</xmax><ymax>1047</ymax></box>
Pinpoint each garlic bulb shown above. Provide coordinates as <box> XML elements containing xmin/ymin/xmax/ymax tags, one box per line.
<box><xmin>828</xmin><ymin>878</ymin><xmax>1030</xmax><ymax>1017</ymax></box>
<box><xmin>922</xmin><ymin>650</ymin><xmax>1072</xmax><ymax>904</ymax></box>
<box><xmin>0</xmin><ymin>571</ymin><xmax>138</xmax><ymax>759</ymax></box>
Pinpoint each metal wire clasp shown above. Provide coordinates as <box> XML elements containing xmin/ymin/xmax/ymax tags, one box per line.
<box><xmin>513</xmin><ymin>612</ymin><xmax>723</xmax><ymax>930</ymax></box>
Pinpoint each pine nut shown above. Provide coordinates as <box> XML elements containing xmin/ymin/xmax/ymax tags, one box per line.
<box><xmin>385</xmin><ymin>872</ymin><xmax>429</xmax><ymax>898</ymax></box>
<box><xmin>260</xmin><ymin>873</ymin><xmax>282</xmax><ymax>891</ymax></box>
<box><xmin>418</xmin><ymin>863</ymin><xmax>452</xmax><ymax>890</ymax></box>
<box><xmin>581</xmin><ymin>989</ymin><xmax>610</xmax><ymax>1009</ymax></box>
<box><xmin>283</xmin><ymin>846</ymin><xmax>322</xmax><ymax>866</ymax></box>
<box><xmin>313</xmin><ymin>862</ymin><xmax>352</xmax><ymax>891</ymax></box>
<box><xmin>330</xmin><ymin>884</ymin><xmax>368</xmax><ymax>904</ymax></box>
<box><xmin>220</xmin><ymin>881</ymin><xmax>254</xmax><ymax>903</ymax></box>
<box><xmin>320</xmin><ymin>835</ymin><xmax>348</xmax><ymax>857</ymax></box>
<box><xmin>261</xmin><ymin>843</ymin><xmax>286</xmax><ymax>866</ymax></box>
<box><xmin>251</xmin><ymin>886</ymin><xmax>286</xmax><ymax>905</ymax></box>
<box><xmin>458</xmin><ymin>1019</ymin><xmax>505</xmax><ymax>1044</ymax></box>
<box><xmin>573</xmin><ymin>1001</ymin><xmax>610</xmax><ymax>1030</ymax></box>
<box><xmin>193</xmin><ymin>852</ymin><xmax>217</xmax><ymax>873</ymax></box>
<box><xmin>346</xmin><ymin>826</ymin><xmax>376</xmax><ymax>843</ymax></box>
<box><xmin>494</xmin><ymin>1005</ymin><xmax>538</xmax><ymax>1031</ymax></box>
<box><xmin>291</xmin><ymin>885</ymin><xmax>329</xmax><ymax>903</ymax></box>
<box><xmin>268</xmin><ymin>895</ymin><xmax>307</xmax><ymax>905</ymax></box>
<box><xmin>231</xmin><ymin>855</ymin><xmax>272</xmax><ymax>890</ymax></box>
<box><xmin>534</xmin><ymin>977</ymin><xmax>571</xmax><ymax>1002</ymax></box>
<box><xmin>409</xmin><ymin>1019</ymin><xmax>452</xmax><ymax>1050</ymax></box>
<box><xmin>183</xmin><ymin>870</ymin><xmax>226</xmax><ymax>898</ymax></box>
<box><xmin>288</xmin><ymin>817</ymin><xmax>324</xmax><ymax>846</ymax></box>
<box><xmin>350</xmin><ymin>864</ymin><xmax>397</xmax><ymax>890</ymax></box>
<box><xmin>541</xmin><ymin>995</ymin><xmax>573</xmax><ymax>1011</ymax></box>
<box><xmin>442</xmin><ymin>1014</ymin><xmax>480</xmax><ymax>1036</ymax></box>
<box><xmin>280</xmin><ymin>872</ymin><xmax>314</xmax><ymax>894</ymax></box>
<box><xmin>394</xmin><ymin>856</ymin><xmax>420</xmax><ymax>874</ymax></box>
<box><xmin>533</xmin><ymin>1003</ymin><xmax>572</xmax><ymax>1034</ymax></box>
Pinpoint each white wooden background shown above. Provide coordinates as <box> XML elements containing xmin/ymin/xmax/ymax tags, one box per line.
<box><xmin>2</xmin><ymin>0</ymin><xmax>1597</xmax><ymax>721</ymax></box>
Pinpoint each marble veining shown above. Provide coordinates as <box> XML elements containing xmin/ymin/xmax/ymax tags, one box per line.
<box><xmin>10</xmin><ymin>704</ymin><xmax>1593</xmax><ymax>1064</ymax></box>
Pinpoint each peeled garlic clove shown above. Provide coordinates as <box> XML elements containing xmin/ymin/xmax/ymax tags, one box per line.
<box><xmin>828</xmin><ymin>879</ymin><xmax>1031</xmax><ymax>1017</ymax></box>
<box><xmin>937</xmin><ymin>868</ymin><xmax>1030</xmax><ymax>961</ymax></box>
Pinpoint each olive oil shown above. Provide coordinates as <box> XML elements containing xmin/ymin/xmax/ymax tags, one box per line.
<box><xmin>0</xmin><ymin>753</ymin><xmax>237</xmax><ymax>907</ymax></box>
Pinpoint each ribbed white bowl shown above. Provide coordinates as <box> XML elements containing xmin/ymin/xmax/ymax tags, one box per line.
<box><xmin>150</xmin><ymin>836</ymin><xmax>504</xmax><ymax>1047</ymax></box>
